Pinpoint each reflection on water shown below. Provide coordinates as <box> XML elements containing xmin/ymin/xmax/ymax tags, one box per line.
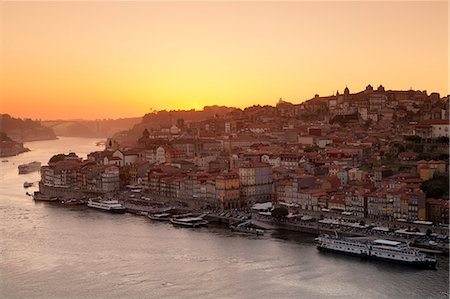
<box><xmin>0</xmin><ymin>137</ymin><xmax>448</xmax><ymax>299</ymax></box>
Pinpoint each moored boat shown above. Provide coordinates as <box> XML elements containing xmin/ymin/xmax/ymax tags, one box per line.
<box><xmin>33</xmin><ymin>191</ymin><xmax>58</xmax><ymax>202</ymax></box>
<box><xmin>148</xmin><ymin>213</ymin><xmax>171</xmax><ymax>221</ymax></box>
<box><xmin>316</xmin><ymin>234</ymin><xmax>437</xmax><ymax>269</ymax></box>
<box><xmin>18</xmin><ymin>161</ymin><xmax>41</xmax><ymax>174</ymax></box>
<box><xmin>230</xmin><ymin>220</ymin><xmax>264</xmax><ymax>236</ymax></box>
<box><xmin>62</xmin><ymin>199</ymin><xmax>83</xmax><ymax>206</ymax></box>
<box><xmin>170</xmin><ymin>215</ymin><xmax>208</xmax><ymax>228</ymax></box>
<box><xmin>23</xmin><ymin>182</ymin><xmax>33</xmax><ymax>188</ymax></box>
<box><xmin>87</xmin><ymin>198</ymin><xmax>126</xmax><ymax>213</ymax></box>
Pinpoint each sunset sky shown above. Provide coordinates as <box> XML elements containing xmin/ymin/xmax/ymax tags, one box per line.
<box><xmin>0</xmin><ymin>1</ymin><xmax>448</xmax><ymax>120</ymax></box>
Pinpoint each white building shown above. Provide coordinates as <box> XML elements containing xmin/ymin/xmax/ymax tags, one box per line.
<box><xmin>415</xmin><ymin>119</ymin><xmax>449</xmax><ymax>139</ymax></box>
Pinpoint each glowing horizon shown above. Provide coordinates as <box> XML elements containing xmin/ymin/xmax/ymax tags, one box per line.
<box><xmin>0</xmin><ymin>1</ymin><xmax>448</xmax><ymax>120</ymax></box>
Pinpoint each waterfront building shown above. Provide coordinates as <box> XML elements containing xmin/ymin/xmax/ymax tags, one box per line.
<box><xmin>239</xmin><ymin>162</ymin><xmax>273</xmax><ymax>205</ymax></box>
<box><xmin>407</xmin><ymin>191</ymin><xmax>427</xmax><ymax>221</ymax></box>
<box><xmin>215</xmin><ymin>171</ymin><xmax>240</xmax><ymax>209</ymax></box>
<box><xmin>367</xmin><ymin>193</ymin><xmax>393</xmax><ymax>221</ymax></box>
<box><xmin>426</xmin><ymin>198</ymin><xmax>449</xmax><ymax>224</ymax></box>
<box><xmin>345</xmin><ymin>191</ymin><xmax>367</xmax><ymax>218</ymax></box>
<box><xmin>101</xmin><ymin>166</ymin><xmax>120</xmax><ymax>192</ymax></box>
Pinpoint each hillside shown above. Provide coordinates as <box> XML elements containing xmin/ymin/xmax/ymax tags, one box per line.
<box><xmin>0</xmin><ymin>114</ymin><xmax>57</xmax><ymax>142</ymax></box>
<box><xmin>0</xmin><ymin>132</ymin><xmax>30</xmax><ymax>157</ymax></box>
<box><xmin>41</xmin><ymin>117</ymin><xmax>142</xmax><ymax>138</ymax></box>
<box><xmin>118</xmin><ymin>106</ymin><xmax>239</xmax><ymax>141</ymax></box>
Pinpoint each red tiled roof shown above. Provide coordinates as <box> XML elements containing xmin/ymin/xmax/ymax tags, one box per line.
<box><xmin>416</xmin><ymin>119</ymin><xmax>449</xmax><ymax>126</ymax></box>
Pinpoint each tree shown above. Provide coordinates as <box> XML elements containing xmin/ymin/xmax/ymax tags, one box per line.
<box><xmin>49</xmin><ymin>154</ymin><xmax>67</xmax><ymax>164</ymax></box>
<box><xmin>271</xmin><ymin>206</ymin><xmax>289</xmax><ymax>219</ymax></box>
<box><xmin>436</xmin><ymin>136</ymin><xmax>449</xmax><ymax>144</ymax></box>
<box><xmin>421</xmin><ymin>174</ymin><xmax>450</xmax><ymax>199</ymax></box>
<box><xmin>404</xmin><ymin>135</ymin><xmax>422</xmax><ymax>143</ymax></box>
<box><xmin>305</xmin><ymin>145</ymin><xmax>320</xmax><ymax>153</ymax></box>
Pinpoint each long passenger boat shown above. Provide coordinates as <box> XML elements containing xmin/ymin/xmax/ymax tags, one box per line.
<box><xmin>316</xmin><ymin>234</ymin><xmax>437</xmax><ymax>269</ymax></box>
<box><xmin>87</xmin><ymin>198</ymin><xmax>126</xmax><ymax>213</ymax></box>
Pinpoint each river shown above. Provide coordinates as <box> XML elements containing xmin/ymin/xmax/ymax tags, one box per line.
<box><xmin>0</xmin><ymin>137</ymin><xmax>448</xmax><ymax>299</ymax></box>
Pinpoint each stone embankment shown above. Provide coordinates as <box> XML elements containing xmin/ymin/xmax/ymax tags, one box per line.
<box><xmin>39</xmin><ymin>183</ymin><xmax>106</xmax><ymax>200</ymax></box>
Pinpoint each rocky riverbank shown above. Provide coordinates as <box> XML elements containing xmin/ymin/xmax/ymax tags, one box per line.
<box><xmin>0</xmin><ymin>133</ymin><xmax>30</xmax><ymax>157</ymax></box>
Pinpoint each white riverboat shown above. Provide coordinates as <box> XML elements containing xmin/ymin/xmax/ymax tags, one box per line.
<box><xmin>316</xmin><ymin>234</ymin><xmax>437</xmax><ymax>269</ymax></box>
<box><xmin>148</xmin><ymin>213</ymin><xmax>171</xmax><ymax>221</ymax></box>
<box><xmin>87</xmin><ymin>198</ymin><xmax>126</xmax><ymax>213</ymax></box>
<box><xmin>230</xmin><ymin>220</ymin><xmax>264</xmax><ymax>236</ymax></box>
<box><xmin>170</xmin><ymin>214</ymin><xmax>208</xmax><ymax>228</ymax></box>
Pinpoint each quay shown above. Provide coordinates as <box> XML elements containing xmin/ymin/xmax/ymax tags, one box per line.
<box><xmin>36</xmin><ymin>184</ymin><xmax>449</xmax><ymax>255</ymax></box>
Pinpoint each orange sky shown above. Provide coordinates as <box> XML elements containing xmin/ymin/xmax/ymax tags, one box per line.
<box><xmin>0</xmin><ymin>1</ymin><xmax>448</xmax><ymax>120</ymax></box>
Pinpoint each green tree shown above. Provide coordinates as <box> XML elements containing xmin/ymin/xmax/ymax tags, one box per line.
<box><xmin>271</xmin><ymin>206</ymin><xmax>289</xmax><ymax>219</ymax></box>
<box><xmin>436</xmin><ymin>136</ymin><xmax>449</xmax><ymax>144</ymax></box>
<box><xmin>404</xmin><ymin>135</ymin><xmax>421</xmax><ymax>143</ymax></box>
<box><xmin>49</xmin><ymin>154</ymin><xmax>67</xmax><ymax>164</ymax></box>
<box><xmin>421</xmin><ymin>174</ymin><xmax>450</xmax><ymax>199</ymax></box>
<box><xmin>305</xmin><ymin>145</ymin><xmax>320</xmax><ymax>153</ymax></box>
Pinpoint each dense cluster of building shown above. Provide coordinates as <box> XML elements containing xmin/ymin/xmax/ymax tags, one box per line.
<box><xmin>40</xmin><ymin>86</ymin><xmax>449</xmax><ymax>224</ymax></box>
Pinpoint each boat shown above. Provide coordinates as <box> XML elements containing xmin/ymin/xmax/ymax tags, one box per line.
<box><xmin>87</xmin><ymin>198</ymin><xmax>126</xmax><ymax>213</ymax></box>
<box><xmin>316</xmin><ymin>234</ymin><xmax>437</xmax><ymax>269</ymax></box>
<box><xmin>148</xmin><ymin>213</ymin><xmax>171</xmax><ymax>221</ymax></box>
<box><xmin>33</xmin><ymin>191</ymin><xmax>58</xmax><ymax>202</ymax></box>
<box><xmin>62</xmin><ymin>199</ymin><xmax>83</xmax><ymax>206</ymax></box>
<box><xmin>23</xmin><ymin>181</ymin><xmax>33</xmax><ymax>188</ymax></box>
<box><xmin>372</xmin><ymin>226</ymin><xmax>390</xmax><ymax>232</ymax></box>
<box><xmin>411</xmin><ymin>240</ymin><xmax>447</xmax><ymax>255</ymax></box>
<box><xmin>170</xmin><ymin>214</ymin><xmax>208</xmax><ymax>228</ymax></box>
<box><xmin>18</xmin><ymin>161</ymin><xmax>41</xmax><ymax>174</ymax></box>
<box><xmin>230</xmin><ymin>220</ymin><xmax>264</xmax><ymax>236</ymax></box>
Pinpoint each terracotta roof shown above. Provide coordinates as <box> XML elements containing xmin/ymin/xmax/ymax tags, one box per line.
<box><xmin>416</xmin><ymin>119</ymin><xmax>449</xmax><ymax>126</ymax></box>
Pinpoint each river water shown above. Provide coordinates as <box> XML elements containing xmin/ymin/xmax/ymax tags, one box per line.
<box><xmin>0</xmin><ymin>137</ymin><xmax>448</xmax><ymax>299</ymax></box>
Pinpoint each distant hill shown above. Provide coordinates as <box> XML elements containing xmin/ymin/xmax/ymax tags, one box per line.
<box><xmin>41</xmin><ymin>117</ymin><xmax>142</xmax><ymax>138</ymax></box>
<box><xmin>119</xmin><ymin>106</ymin><xmax>238</xmax><ymax>141</ymax></box>
<box><xmin>142</xmin><ymin>106</ymin><xmax>238</xmax><ymax>126</ymax></box>
<box><xmin>0</xmin><ymin>114</ymin><xmax>57</xmax><ymax>142</ymax></box>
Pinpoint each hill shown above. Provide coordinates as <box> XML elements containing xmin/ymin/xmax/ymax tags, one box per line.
<box><xmin>41</xmin><ymin>117</ymin><xmax>142</xmax><ymax>138</ymax></box>
<box><xmin>0</xmin><ymin>114</ymin><xmax>57</xmax><ymax>142</ymax></box>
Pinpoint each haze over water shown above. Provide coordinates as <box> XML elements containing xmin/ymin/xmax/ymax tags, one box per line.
<box><xmin>0</xmin><ymin>137</ymin><xmax>448</xmax><ymax>299</ymax></box>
